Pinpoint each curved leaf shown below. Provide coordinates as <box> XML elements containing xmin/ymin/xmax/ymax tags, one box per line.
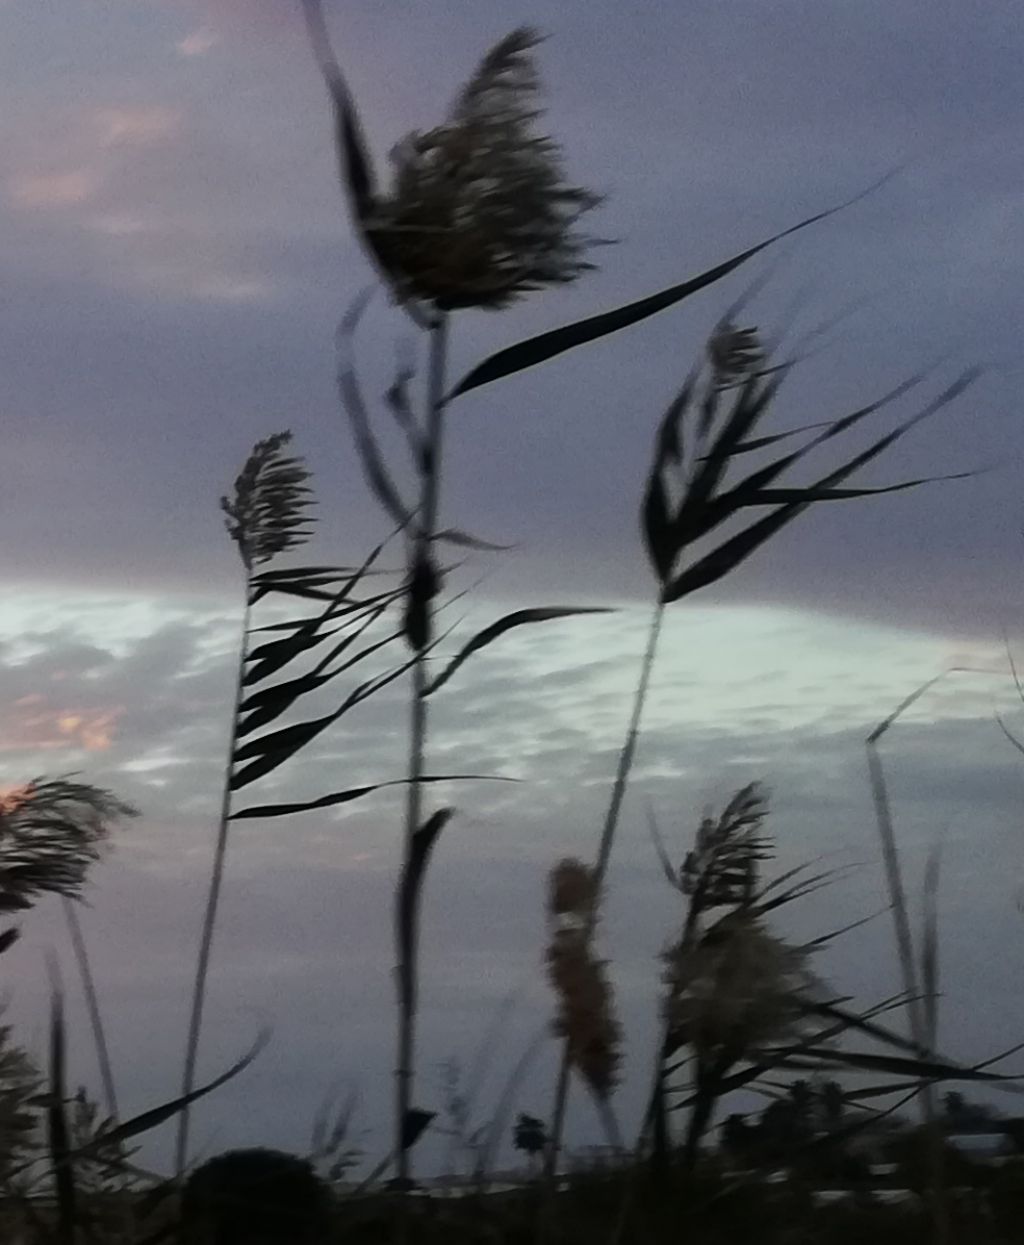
<box><xmin>399</xmin><ymin>809</ymin><xmax>454</xmax><ymax>1012</ymax></box>
<box><xmin>448</xmin><ymin>175</ymin><xmax>897</xmax><ymax>400</ymax></box>
<box><xmin>339</xmin><ymin>293</ymin><xmax>415</xmax><ymax>526</ymax></box>
<box><xmin>424</xmin><ymin>607</ymin><xmax>611</xmax><ymax>696</ymax></box>
<box><xmin>85</xmin><ymin>1031</ymin><xmax>270</xmax><ymax>1153</ymax></box>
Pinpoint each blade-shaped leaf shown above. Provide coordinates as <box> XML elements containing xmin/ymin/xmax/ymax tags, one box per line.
<box><xmin>238</xmin><ymin>609</ymin><xmax>399</xmax><ymax>739</ymax></box>
<box><xmin>244</xmin><ymin>625</ymin><xmax>347</xmax><ymax>687</ymax></box>
<box><xmin>398</xmin><ymin>809</ymin><xmax>454</xmax><ymax>1011</ymax></box>
<box><xmin>230</xmin><ymin>712</ymin><xmax>337</xmax><ymax>790</ymax></box>
<box><xmin>662</xmin><ymin>372</ymin><xmax>977</xmax><ymax>603</ymax></box>
<box><xmin>734</xmin><ymin>471</ymin><xmax>975</xmax><ymax>506</ymax></box>
<box><xmin>339</xmin><ymin>293</ymin><xmax>415</xmax><ymax>526</ymax></box>
<box><xmin>424</xmin><ymin>607</ymin><xmax>611</xmax><ymax>696</ymax></box>
<box><xmin>401</xmin><ymin>1108</ymin><xmax>436</xmax><ymax>1152</ymax></box>
<box><xmin>783</xmin><ymin>1045</ymin><xmax>1021</xmax><ymax>1082</ymax></box>
<box><xmin>75</xmin><ymin>1032</ymin><xmax>270</xmax><ymax>1157</ymax></box>
<box><xmin>447</xmin><ymin>178</ymin><xmax>894</xmax><ymax>400</ymax></box>
<box><xmin>231</xmin><ymin>775</ymin><xmax>506</xmax><ymax>820</ymax></box>
<box><xmin>433</xmin><ymin>528</ymin><xmax>515</xmax><ymax>552</ymax></box>
<box><xmin>802</xmin><ymin>999</ymin><xmax>922</xmax><ymax>1056</ymax></box>
<box><xmin>301</xmin><ymin>0</ymin><xmax>377</xmax><ymax>221</ymax></box>
<box><xmin>673</xmin><ymin>371</ymin><xmax>925</xmax><ymax>554</ymax></box>
<box><xmin>642</xmin><ymin>375</ymin><xmax>696</xmax><ymax>583</ymax></box>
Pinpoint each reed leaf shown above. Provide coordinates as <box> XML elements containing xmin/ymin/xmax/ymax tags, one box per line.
<box><xmin>423</xmin><ymin>606</ymin><xmax>611</xmax><ymax>696</ymax></box>
<box><xmin>398</xmin><ymin>809</ymin><xmax>455</xmax><ymax>1013</ymax></box>
<box><xmin>232</xmin><ymin>776</ymin><xmax>505</xmax><ymax>821</ymax></box>
<box><xmin>657</xmin><ymin>367</ymin><xmax>978</xmax><ymax>603</ymax></box>
<box><xmin>448</xmin><ymin>173</ymin><xmax>898</xmax><ymax>399</ymax></box>
<box><xmin>338</xmin><ymin>293</ymin><xmax>416</xmax><ymax>526</ymax></box>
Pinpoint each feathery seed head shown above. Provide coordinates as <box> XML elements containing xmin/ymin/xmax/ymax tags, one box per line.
<box><xmin>708</xmin><ymin>320</ymin><xmax>764</xmax><ymax>390</ymax></box>
<box><xmin>545</xmin><ymin>927</ymin><xmax>621</xmax><ymax>1099</ymax></box>
<box><xmin>0</xmin><ymin>777</ymin><xmax>136</xmax><ymax>913</ymax></box>
<box><xmin>221</xmin><ymin>432</ymin><xmax>316</xmax><ymax>572</ymax></box>
<box><xmin>548</xmin><ymin>856</ymin><xmax>597</xmax><ymax>922</ymax></box>
<box><xmin>365</xmin><ymin>27</ymin><xmax>601</xmax><ymax>311</ymax></box>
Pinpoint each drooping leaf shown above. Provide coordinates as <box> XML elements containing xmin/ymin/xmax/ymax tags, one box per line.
<box><xmin>339</xmin><ymin>292</ymin><xmax>415</xmax><ymax>526</ymax></box>
<box><xmin>424</xmin><ymin>607</ymin><xmax>611</xmax><ymax>696</ymax></box>
<box><xmin>447</xmin><ymin>177</ymin><xmax>896</xmax><ymax>400</ymax></box>
<box><xmin>96</xmin><ymin>1031</ymin><xmax>269</xmax><ymax>1150</ymax></box>
<box><xmin>230</xmin><ymin>712</ymin><xmax>338</xmax><ymax>790</ymax></box>
<box><xmin>641</xmin><ymin>376</ymin><xmax>696</xmax><ymax>584</ymax></box>
<box><xmin>301</xmin><ymin>0</ymin><xmax>377</xmax><ymax>224</ymax></box>
<box><xmin>0</xmin><ymin>926</ymin><xmax>19</xmax><ymax>954</ymax></box>
<box><xmin>237</xmin><ymin>608</ymin><xmax>399</xmax><ymax>739</ymax></box>
<box><xmin>398</xmin><ymin>810</ymin><xmax>454</xmax><ymax>1011</ymax></box>
<box><xmin>244</xmin><ymin>625</ymin><xmax>346</xmax><ymax>687</ymax></box>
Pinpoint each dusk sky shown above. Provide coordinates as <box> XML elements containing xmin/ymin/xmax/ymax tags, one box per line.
<box><xmin>2</xmin><ymin>0</ymin><xmax>1024</xmax><ymax>1174</ymax></box>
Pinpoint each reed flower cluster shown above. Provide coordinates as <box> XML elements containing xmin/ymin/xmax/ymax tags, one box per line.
<box><xmin>545</xmin><ymin>858</ymin><xmax>621</xmax><ymax>1101</ymax></box>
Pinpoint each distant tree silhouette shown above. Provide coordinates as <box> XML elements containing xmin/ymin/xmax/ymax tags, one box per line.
<box><xmin>514</xmin><ymin>1113</ymin><xmax>549</xmax><ymax>1171</ymax></box>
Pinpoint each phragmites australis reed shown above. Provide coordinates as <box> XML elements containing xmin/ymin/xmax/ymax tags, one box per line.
<box><xmin>0</xmin><ymin>778</ymin><xmax>135</xmax><ymax>914</ymax></box>
<box><xmin>176</xmin><ymin>431</ymin><xmax>318</xmax><ymax>1176</ymax></box>
<box><xmin>303</xmin><ymin>6</ymin><xmax>600</xmax><ymax>315</ymax></box>
<box><xmin>542</xmin><ymin>318</ymin><xmax>975</xmax><ymax>1184</ymax></box>
<box><xmin>220</xmin><ymin>432</ymin><xmax>316</xmax><ymax>570</ymax></box>
<box><xmin>178</xmin><ymin>430</ymin><xmax>414</xmax><ymax>1175</ymax></box>
<box><xmin>307</xmin><ymin>2</ymin><xmax>611</xmax><ymax>1194</ymax></box>
<box><xmin>0</xmin><ymin>777</ymin><xmax>136</xmax><ymax>1120</ymax></box>
<box><xmin>652</xmin><ymin>786</ymin><xmax>822</xmax><ymax>1169</ymax></box>
<box><xmin>305</xmin><ymin>1</ymin><xmax>978</xmax><ymax>1206</ymax></box>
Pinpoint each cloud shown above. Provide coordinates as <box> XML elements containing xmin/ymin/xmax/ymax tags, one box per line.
<box><xmin>95</xmin><ymin>105</ymin><xmax>183</xmax><ymax>148</ymax></box>
<box><xmin>176</xmin><ymin>26</ymin><xmax>219</xmax><ymax>57</ymax></box>
<box><xmin>0</xmin><ymin>592</ymin><xmax>1020</xmax><ymax>1166</ymax></box>
<box><xmin>9</xmin><ymin>169</ymin><xmax>100</xmax><ymax>209</ymax></box>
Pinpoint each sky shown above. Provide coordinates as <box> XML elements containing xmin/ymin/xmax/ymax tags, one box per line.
<box><xmin>2</xmin><ymin>0</ymin><xmax>1024</xmax><ymax>1176</ymax></box>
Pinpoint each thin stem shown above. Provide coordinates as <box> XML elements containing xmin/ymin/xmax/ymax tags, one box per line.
<box><xmin>542</xmin><ymin>599</ymin><xmax>665</xmax><ymax>1193</ymax></box>
<box><xmin>61</xmin><ymin>897</ymin><xmax>118</xmax><ymax>1119</ymax></box>
<box><xmin>866</xmin><ymin>741</ymin><xmax>926</xmax><ymax>1047</ymax></box>
<box><xmin>866</xmin><ymin>737</ymin><xmax>947</xmax><ymax>1245</ymax></box>
<box><xmin>396</xmin><ymin>313</ymin><xmax>449</xmax><ymax>1193</ymax></box>
<box><xmin>175</xmin><ymin>594</ymin><xmax>251</xmax><ymax>1178</ymax></box>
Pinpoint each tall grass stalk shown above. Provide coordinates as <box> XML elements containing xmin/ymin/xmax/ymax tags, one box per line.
<box><xmin>61</xmin><ymin>898</ymin><xmax>118</xmax><ymax>1120</ymax></box>
<box><xmin>396</xmin><ymin>312</ymin><xmax>449</xmax><ymax>1189</ymax></box>
<box><xmin>175</xmin><ymin>599</ymin><xmax>251</xmax><ymax>1177</ymax></box>
<box><xmin>543</xmin><ymin>601</ymin><xmax>664</xmax><ymax>1181</ymax></box>
<box><xmin>865</xmin><ymin>676</ymin><xmax>965</xmax><ymax>1245</ymax></box>
<box><xmin>176</xmin><ymin>431</ymin><xmax>327</xmax><ymax>1175</ymax></box>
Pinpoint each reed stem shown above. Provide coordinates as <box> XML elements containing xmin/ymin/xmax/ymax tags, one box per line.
<box><xmin>542</xmin><ymin>599</ymin><xmax>665</xmax><ymax>1190</ymax></box>
<box><xmin>395</xmin><ymin>313</ymin><xmax>449</xmax><ymax>1191</ymax></box>
<box><xmin>62</xmin><ymin>897</ymin><xmax>118</xmax><ymax>1120</ymax></box>
<box><xmin>175</xmin><ymin>595</ymin><xmax>251</xmax><ymax>1177</ymax></box>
